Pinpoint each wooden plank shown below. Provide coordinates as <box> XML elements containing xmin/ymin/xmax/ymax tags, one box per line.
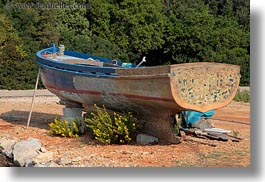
<box><xmin>181</xmin><ymin>128</ymin><xmax>241</xmax><ymax>142</ymax></box>
<box><xmin>205</xmin><ymin>132</ymin><xmax>241</xmax><ymax>142</ymax></box>
<box><xmin>61</xmin><ymin>59</ymin><xmax>119</xmax><ymax>67</ymax></box>
<box><xmin>62</xmin><ymin>59</ymin><xmax>104</xmax><ymax>66</ymax></box>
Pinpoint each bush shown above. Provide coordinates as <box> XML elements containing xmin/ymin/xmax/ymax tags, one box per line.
<box><xmin>85</xmin><ymin>105</ymin><xmax>142</xmax><ymax>144</ymax></box>
<box><xmin>233</xmin><ymin>92</ymin><xmax>250</xmax><ymax>103</ymax></box>
<box><xmin>48</xmin><ymin>117</ymin><xmax>82</xmax><ymax>138</ymax></box>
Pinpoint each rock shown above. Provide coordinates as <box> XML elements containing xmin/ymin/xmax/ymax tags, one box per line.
<box><xmin>0</xmin><ymin>137</ymin><xmax>19</xmax><ymax>158</ymax></box>
<box><xmin>141</xmin><ymin>152</ymin><xmax>149</xmax><ymax>155</ymax></box>
<box><xmin>34</xmin><ymin>163</ymin><xmax>47</xmax><ymax>167</ymax></box>
<box><xmin>1</xmin><ymin>137</ymin><xmax>61</xmax><ymax>167</ymax></box>
<box><xmin>136</xmin><ymin>133</ymin><xmax>158</xmax><ymax>145</ymax></box>
<box><xmin>59</xmin><ymin>157</ymin><xmax>73</xmax><ymax>165</ymax></box>
<box><xmin>25</xmin><ymin>158</ymin><xmax>34</xmax><ymax>167</ymax></box>
<box><xmin>32</xmin><ymin>151</ymin><xmax>54</xmax><ymax>164</ymax></box>
<box><xmin>71</xmin><ymin>156</ymin><xmax>81</xmax><ymax>162</ymax></box>
<box><xmin>13</xmin><ymin>138</ymin><xmax>42</xmax><ymax>167</ymax></box>
<box><xmin>40</xmin><ymin>146</ymin><xmax>47</xmax><ymax>153</ymax></box>
<box><xmin>26</xmin><ymin>138</ymin><xmax>42</xmax><ymax>150</ymax></box>
<box><xmin>34</xmin><ymin>161</ymin><xmax>60</xmax><ymax>167</ymax></box>
<box><xmin>47</xmin><ymin>161</ymin><xmax>60</xmax><ymax>167</ymax></box>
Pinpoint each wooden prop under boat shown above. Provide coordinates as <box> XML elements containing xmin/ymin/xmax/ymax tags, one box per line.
<box><xmin>36</xmin><ymin>44</ymin><xmax>240</xmax><ymax>143</ymax></box>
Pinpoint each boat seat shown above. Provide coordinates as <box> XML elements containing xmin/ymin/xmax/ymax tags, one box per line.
<box><xmin>62</xmin><ymin>59</ymin><xmax>104</xmax><ymax>66</ymax></box>
<box><xmin>61</xmin><ymin>58</ymin><xmax>119</xmax><ymax>67</ymax></box>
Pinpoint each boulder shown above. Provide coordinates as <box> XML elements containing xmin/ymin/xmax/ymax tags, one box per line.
<box><xmin>13</xmin><ymin>138</ymin><xmax>42</xmax><ymax>167</ymax></box>
<box><xmin>32</xmin><ymin>151</ymin><xmax>54</xmax><ymax>164</ymax></box>
<box><xmin>0</xmin><ymin>137</ymin><xmax>19</xmax><ymax>158</ymax></box>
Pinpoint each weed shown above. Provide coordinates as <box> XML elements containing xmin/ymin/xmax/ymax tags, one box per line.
<box><xmin>232</xmin><ymin>129</ymin><xmax>240</xmax><ymax>138</ymax></box>
<box><xmin>48</xmin><ymin>117</ymin><xmax>82</xmax><ymax>138</ymax></box>
<box><xmin>173</xmin><ymin>113</ymin><xmax>184</xmax><ymax>135</ymax></box>
<box><xmin>233</xmin><ymin>92</ymin><xmax>250</xmax><ymax>103</ymax></box>
<box><xmin>85</xmin><ymin>104</ymin><xmax>142</xmax><ymax>144</ymax></box>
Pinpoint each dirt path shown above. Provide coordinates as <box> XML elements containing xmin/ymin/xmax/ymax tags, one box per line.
<box><xmin>0</xmin><ymin>92</ymin><xmax>250</xmax><ymax>167</ymax></box>
<box><xmin>0</xmin><ymin>89</ymin><xmax>54</xmax><ymax>97</ymax></box>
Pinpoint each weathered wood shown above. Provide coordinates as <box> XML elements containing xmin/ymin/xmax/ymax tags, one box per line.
<box><xmin>181</xmin><ymin>128</ymin><xmax>241</xmax><ymax>142</ymax></box>
<box><xmin>184</xmin><ymin>137</ymin><xmax>217</xmax><ymax>147</ymax></box>
<box><xmin>170</xmin><ymin>62</ymin><xmax>240</xmax><ymax>112</ymax></box>
<box><xmin>206</xmin><ymin>132</ymin><xmax>241</xmax><ymax>142</ymax></box>
<box><xmin>61</xmin><ymin>59</ymin><xmax>104</xmax><ymax>66</ymax></box>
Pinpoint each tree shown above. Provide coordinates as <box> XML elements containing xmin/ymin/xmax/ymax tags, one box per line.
<box><xmin>0</xmin><ymin>14</ymin><xmax>37</xmax><ymax>89</ymax></box>
<box><xmin>88</xmin><ymin>0</ymin><xmax>166</xmax><ymax>63</ymax></box>
<box><xmin>204</xmin><ymin>0</ymin><xmax>250</xmax><ymax>29</ymax></box>
<box><xmin>161</xmin><ymin>0</ymin><xmax>249</xmax><ymax>85</ymax></box>
<box><xmin>57</xmin><ymin>0</ymin><xmax>91</xmax><ymax>52</ymax></box>
<box><xmin>0</xmin><ymin>0</ymin><xmax>250</xmax><ymax>88</ymax></box>
<box><xmin>163</xmin><ymin>0</ymin><xmax>217</xmax><ymax>63</ymax></box>
<box><xmin>0</xmin><ymin>14</ymin><xmax>26</xmax><ymax>62</ymax></box>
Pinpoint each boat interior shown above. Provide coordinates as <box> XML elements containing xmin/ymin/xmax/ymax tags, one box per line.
<box><xmin>44</xmin><ymin>54</ymin><xmax>119</xmax><ymax>67</ymax></box>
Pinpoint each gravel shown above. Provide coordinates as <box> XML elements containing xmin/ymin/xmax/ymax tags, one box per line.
<box><xmin>0</xmin><ymin>91</ymin><xmax>250</xmax><ymax>167</ymax></box>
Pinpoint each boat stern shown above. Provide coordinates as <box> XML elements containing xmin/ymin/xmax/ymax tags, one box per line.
<box><xmin>170</xmin><ymin>62</ymin><xmax>241</xmax><ymax>112</ymax></box>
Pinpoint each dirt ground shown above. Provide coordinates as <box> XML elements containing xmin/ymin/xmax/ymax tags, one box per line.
<box><xmin>0</xmin><ymin>95</ymin><xmax>250</xmax><ymax>167</ymax></box>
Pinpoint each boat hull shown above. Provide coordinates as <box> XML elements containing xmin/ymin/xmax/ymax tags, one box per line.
<box><xmin>36</xmin><ymin>46</ymin><xmax>241</xmax><ymax>143</ymax></box>
<box><xmin>39</xmin><ymin>62</ymin><xmax>240</xmax><ymax>113</ymax></box>
<box><xmin>39</xmin><ymin>66</ymin><xmax>179</xmax><ymax>116</ymax></box>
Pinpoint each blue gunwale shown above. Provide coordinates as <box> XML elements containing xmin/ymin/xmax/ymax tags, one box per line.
<box><xmin>36</xmin><ymin>47</ymin><xmax>121</xmax><ymax>78</ymax></box>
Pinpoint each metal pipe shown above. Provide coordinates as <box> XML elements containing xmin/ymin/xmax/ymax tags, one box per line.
<box><xmin>136</xmin><ymin>56</ymin><xmax>146</xmax><ymax>68</ymax></box>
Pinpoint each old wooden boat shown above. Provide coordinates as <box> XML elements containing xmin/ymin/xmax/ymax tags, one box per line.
<box><xmin>36</xmin><ymin>44</ymin><xmax>241</xmax><ymax>143</ymax></box>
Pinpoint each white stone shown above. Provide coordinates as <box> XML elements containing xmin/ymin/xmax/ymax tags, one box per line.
<box><xmin>34</xmin><ymin>163</ymin><xmax>47</xmax><ymax>167</ymax></box>
<box><xmin>136</xmin><ymin>134</ymin><xmax>158</xmax><ymax>145</ymax></box>
<box><xmin>32</xmin><ymin>151</ymin><xmax>54</xmax><ymax>164</ymax></box>
<box><xmin>40</xmin><ymin>146</ymin><xmax>47</xmax><ymax>153</ymax></box>
<box><xmin>13</xmin><ymin>138</ymin><xmax>42</xmax><ymax>166</ymax></box>
<box><xmin>0</xmin><ymin>137</ymin><xmax>19</xmax><ymax>158</ymax></box>
<box><xmin>46</xmin><ymin>161</ymin><xmax>60</xmax><ymax>167</ymax></box>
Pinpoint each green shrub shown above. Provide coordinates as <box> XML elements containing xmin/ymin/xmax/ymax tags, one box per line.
<box><xmin>48</xmin><ymin>117</ymin><xmax>82</xmax><ymax>138</ymax></box>
<box><xmin>85</xmin><ymin>105</ymin><xmax>142</xmax><ymax>144</ymax></box>
<box><xmin>232</xmin><ymin>129</ymin><xmax>240</xmax><ymax>138</ymax></box>
<box><xmin>233</xmin><ymin>92</ymin><xmax>250</xmax><ymax>103</ymax></box>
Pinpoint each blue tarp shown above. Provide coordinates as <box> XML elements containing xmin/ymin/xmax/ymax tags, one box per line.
<box><xmin>182</xmin><ymin>110</ymin><xmax>214</xmax><ymax>126</ymax></box>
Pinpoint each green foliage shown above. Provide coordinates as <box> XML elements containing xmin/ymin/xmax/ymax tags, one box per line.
<box><xmin>232</xmin><ymin>129</ymin><xmax>240</xmax><ymax>138</ymax></box>
<box><xmin>0</xmin><ymin>60</ymin><xmax>37</xmax><ymax>89</ymax></box>
<box><xmin>88</xmin><ymin>0</ymin><xmax>166</xmax><ymax>62</ymax></box>
<box><xmin>0</xmin><ymin>13</ymin><xmax>37</xmax><ymax>89</ymax></box>
<box><xmin>0</xmin><ymin>14</ymin><xmax>26</xmax><ymax>61</ymax></box>
<box><xmin>85</xmin><ymin>105</ymin><xmax>142</xmax><ymax>144</ymax></box>
<box><xmin>48</xmin><ymin>117</ymin><xmax>82</xmax><ymax>138</ymax></box>
<box><xmin>164</xmin><ymin>0</ymin><xmax>215</xmax><ymax>63</ymax></box>
<box><xmin>78</xmin><ymin>36</ymin><xmax>122</xmax><ymax>60</ymax></box>
<box><xmin>162</xmin><ymin>0</ymin><xmax>249</xmax><ymax>84</ymax></box>
<box><xmin>164</xmin><ymin>1</ymin><xmax>248</xmax><ymax>62</ymax></box>
<box><xmin>173</xmin><ymin>113</ymin><xmax>184</xmax><ymax>135</ymax></box>
<box><xmin>0</xmin><ymin>0</ymin><xmax>250</xmax><ymax>89</ymax></box>
<box><xmin>205</xmin><ymin>0</ymin><xmax>250</xmax><ymax>29</ymax></box>
<box><xmin>57</xmin><ymin>0</ymin><xmax>91</xmax><ymax>51</ymax></box>
<box><xmin>233</xmin><ymin>92</ymin><xmax>250</xmax><ymax>103</ymax></box>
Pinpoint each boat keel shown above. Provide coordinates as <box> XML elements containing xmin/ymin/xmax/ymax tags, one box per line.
<box><xmin>140</xmin><ymin>114</ymin><xmax>182</xmax><ymax>144</ymax></box>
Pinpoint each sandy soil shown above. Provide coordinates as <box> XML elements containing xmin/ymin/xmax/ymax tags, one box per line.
<box><xmin>0</xmin><ymin>95</ymin><xmax>250</xmax><ymax>167</ymax></box>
